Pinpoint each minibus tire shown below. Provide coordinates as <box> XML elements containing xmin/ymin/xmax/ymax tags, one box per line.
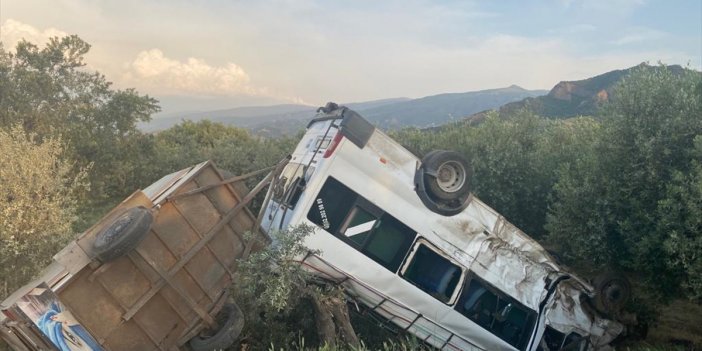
<box><xmin>189</xmin><ymin>303</ymin><xmax>244</xmax><ymax>351</ymax></box>
<box><xmin>414</xmin><ymin>169</ymin><xmax>470</xmax><ymax>216</ymax></box>
<box><xmin>592</xmin><ymin>272</ymin><xmax>631</xmax><ymax>315</ymax></box>
<box><xmin>93</xmin><ymin>206</ymin><xmax>153</xmax><ymax>262</ymax></box>
<box><xmin>422</xmin><ymin>151</ymin><xmax>472</xmax><ymax>201</ymax></box>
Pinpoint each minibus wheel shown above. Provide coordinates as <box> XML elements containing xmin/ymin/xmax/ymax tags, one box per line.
<box><xmin>93</xmin><ymin>206</ymin><xmax>153</xmax><ymax>262</ymax></box>
<box><xmin>592</xmin><ymin>272</ymin><xmax>631</xmax><ymax>315</ymax></box>
<box><xmin>189</xmin><ymin>303</ymin><xmax>244</xmax><ymax>351</ymax></box>
<box><xmin>422</xmin><ymin>150</ymin><xmax>472</xmax><ymax>201</ymax></box>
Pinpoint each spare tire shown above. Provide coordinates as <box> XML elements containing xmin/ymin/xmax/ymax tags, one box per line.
<box><xmin>592</xmin><ymin>272</ymin><xmax>631</xmax><ymax>315</ymax></box>
<box><xmin>189</xmin><ymin>303</ymin><xmax>245</xmax><ymax>351</ymax></box>
<box><xmin>422</xmin><ymin>150</ymin><xmax>472</xmax><ymax>201</ymax></box>
<box><xmin>93</xmin><ymin>206</ymin><xmax>153</xmax><ymax>262</ymax></box>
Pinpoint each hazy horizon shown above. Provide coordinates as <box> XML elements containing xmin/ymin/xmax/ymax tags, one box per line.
<box><xmin>1</xmin><ymin>0</ymin><xmax>699</xmax><ymax>115</ymax></box>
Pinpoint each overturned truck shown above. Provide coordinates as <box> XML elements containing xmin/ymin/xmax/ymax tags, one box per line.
<box><xmin>1</xmin><ymin>161</ymin><xmax>273</xmax><ymax>351</ymax></box>
<box><xmin>260</xmin><ymin>103</ymin><xmax>631</xmax><ymax>351</ymax></box>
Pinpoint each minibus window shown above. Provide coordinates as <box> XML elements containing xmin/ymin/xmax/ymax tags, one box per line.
<box><xmin>562</xmin><ymin>333</ymin><xmax>587</xmax><ymax>350</ymax></box>
<box><xmin>341</xmin><ymin>207</ymin><xmax>377</xmax><ymax>247</ymax></box>
<box><xmin>308</xmin><ymin>177</ymin><xmax>355</xmax><ymax>234</ymax></box>
<box><xmin>315</xmin><ymin>136</ymin><xmax>333</xmax><ymax>149</ymax></box>
<box><xmin>308</xmin><ymin>177</ymin><xmax>417</xmax><ymax>272</ymax></box>
<box><xmin>456</xmin><ymin>274</ymin><xmax>537</xmax><ymax>350</ymax></box>
<box><xmin>364</xmin><ymin>215</ymin><xmax>415</xmax><ymax>271</ymax></box>
<box><xmin>538</xmin><ymin>326</ymin><xmax>565</xmax><ymax>351</ymax></box>
<box><xmin>402</xmin><ymin>244</ymin><xmax>461</xmax><ymax>303</ymax></box>
<box><xmin>537</xmin><ymin>327</ymin><xmax>588</xmax><ymax>351</ymax></box>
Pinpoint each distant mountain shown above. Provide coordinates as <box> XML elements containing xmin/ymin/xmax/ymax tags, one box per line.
<box><xmin>359</xmin><ymin>85</ymin><xmax>547</xmax><ymax>129</ymax></box>
<box><xmin>141</xmin><ymin>87</ymin><xmax>545</xmax><ymax>136</ymax></box>
<box><xmin>141</xmin><ymin>104</ymin><xmax>315</xmax><ymax>132</ymax></box>
<box><xmin>468</xmin><ymin>63</ymin><xmax>686</xmax><ymax>122</ymax></box>
<box><xmin>141</xmin><ymin>98</ymin><xmax>412</xmax><ymax>134</ymax></box>
<box><xmin>247</xmin><ymin>98</ymin><xmax>413</xmax><ymax>136</ymax></box>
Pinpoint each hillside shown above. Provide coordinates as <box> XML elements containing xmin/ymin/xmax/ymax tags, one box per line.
<box><xmin>141</xmin><ymin>87</ymin><xmax>545</xmax><ymax>135</ymax></box>
<box><xmin>466</xmin><ymin>63</ymin><xmax>686</xmax><ymax>122</ymax></box>
<box><xmin>360</xmin><ymin>85</ymin><xmax>546</xmax><ymax>129</ymax></box>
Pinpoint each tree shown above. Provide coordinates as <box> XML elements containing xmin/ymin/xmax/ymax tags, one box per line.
<box><xmin>234</xmin><ymin>225</ymin><xmax>360</xmax><ymax>349</ymax></box>
<box><xmin>152</xmin><ymin>120</ymin><xmax>296</xmax><ymax>183</ymax></box>
<box><xmin>0</xmin><ymin>126</ymin><xmax>88</xmax><ymax>298</ymax></box>
<box><xmin>546</xmin><ymin>65</ymin><xmax>702</xmax><ymax>299</ymax></box>
<box><xmin>658</xmin><ymin>136</ymin><xmax>702</xmax><ymax>299</ymax></box>
<box><xmin>0</xmin><ymin>36</ymin><xmax>159</xmax><ymax>203</ymax></box>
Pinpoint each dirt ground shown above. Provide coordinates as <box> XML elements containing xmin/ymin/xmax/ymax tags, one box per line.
<box><xmin>645</xmin><ymin>300</ymin><xmax>702</xmax><ymax>348</ymax></box>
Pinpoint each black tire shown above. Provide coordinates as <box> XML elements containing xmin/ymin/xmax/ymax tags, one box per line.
<box><xmin>93</xmin><ymin>206</ymin><xmax>153</xmax><ymax>262</ymax></box>
<box><xmin>422</xmin><ymin>150</ymin><xmax>472</xmax><ymax>201</ymax></box>
<box><xmin>189</xmin><ymin>303</ymin><xmax>244</xmax><ymax>351</ymax></box>
<box><xmin>592</xmin><ymin>272</ymin><xmax>631</xmax><ymax>315</ymax></box>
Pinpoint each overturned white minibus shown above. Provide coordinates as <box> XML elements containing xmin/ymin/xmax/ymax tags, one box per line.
<box><xmin>261</xmin><ymin>103</ymin><xmax>629</xmax><ymax>351</ymax></box>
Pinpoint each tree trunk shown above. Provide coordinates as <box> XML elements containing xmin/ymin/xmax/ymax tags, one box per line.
<box><xmin>330</xmin><ymin>297</ymin><xmax>360</xmax><ymax>347</ymax></box>
<box><xmin>310</xmin><ymin>293</ymin><xmax>336</xmax><ymax>347</ymax></box>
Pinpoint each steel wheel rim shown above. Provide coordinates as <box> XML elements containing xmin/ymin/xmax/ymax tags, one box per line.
<box><xmin>436</xmin><ymin>160</ymin><xmax>466</xmax><ymax>193</ymax></box>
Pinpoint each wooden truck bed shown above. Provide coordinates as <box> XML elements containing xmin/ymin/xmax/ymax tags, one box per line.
<box><xmin>1</xmin><ymin>161</ymin><xmax>270</xmax><ymax>351</ymax></box>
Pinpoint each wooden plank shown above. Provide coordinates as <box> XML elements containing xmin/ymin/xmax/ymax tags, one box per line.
<box><xmin>58</xmin><ymin>269</ymin><xmax>126</xmax><ymax>345</ymax></box>
<box><xmin>125</xmin><ymin>253</ymin><xmax>190</xmax><ymax>325</ymax></box>
<box><xmin>120</xmin><ymin>171</ymin><xmax>274</xmax><ymax>322</ymax></box>
<box><xmin>92</xmin><ymin>261</ymin><xmax>164</xmax><ymax>351</ymax></box>
<box><xmin>53</xmin><ymin>241</ymin><xmax>91</xmax><ymax>276</ymax></box>
<box><xmin>131</xmin><ymin>250</ymin><xmax>218</xmax><ymax>328</ymax></box>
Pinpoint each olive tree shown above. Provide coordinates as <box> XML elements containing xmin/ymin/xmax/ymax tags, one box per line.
<box><xmin>0</xmin><ymin>126</ymin><xmax>89</xmax><ymax>298</ymax></box>
<box><xmin>546</xmin><ymin>65</ymin><xmax>702</xmax><ymax>299</ymax></box>
<box><xmin>0</xmin><ymin>36</ymin><xmax>159</xmax><ymax>203</ymax></box>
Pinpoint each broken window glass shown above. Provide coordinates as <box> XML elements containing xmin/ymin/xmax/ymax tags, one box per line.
<box><xmin>537</xmin><ymin>327</ymin><xmax>587</xmax><ymax>351</ymax></box>
<box><xmin>308</xmin><ymin>177</ymin><xmax>416</xmax><ymax>272</ymax></box>
<box><xmin>456</xmin><ymin>274</ymin><xmax>536</xmax><ymax>350</ymax></box>
<box><xmin>538</xmin><ymin>326</ymin><xmax>565</xmax><ymax>351</ymax></box>
<box><xmin>401</xmin><ymin>244</ymin><xmax>462</xmax><ymax>303</ymax></box>
<box><xmin>562</xmin><ymin>333</ymin><xmax>587</xmax><ymax>350</ymax></box>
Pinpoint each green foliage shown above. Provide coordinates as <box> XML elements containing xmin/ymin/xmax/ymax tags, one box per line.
<box><xmin>234</xmin><ymin>224</ymin><xmax>321</xmax><ymax>348</ymax></box>
<box><xmin>658</xmin><ymin>136</ymin><xmax>702</xmax><ymax>299</ymax></box>
<box><xmin>546</xmin><ymin>65</ymin><xmax>702</xmax><ymax>299</ymax></box>
<box><xmin>0</xmin><ymin>126</ymin><xmax>89</xmax><ymax>298</ymax></box>
<box><xmin>266</xmin><ymin>336</ymin><xmax>430</xmax><ymax>351</ymax></box>
<box><xmin>0</xmin><ymin>36</ymin><xmax>159</xmax><ymax>202</ymax></box>
<box><xmin>153</xmin><ymin>120</ymin><xmax>294</xmax><ymax>172</ymax></box>
<box><xmin>236</xmin><ymin>225</ymin><xmax>316</xmax><ymax>312</ymax></box>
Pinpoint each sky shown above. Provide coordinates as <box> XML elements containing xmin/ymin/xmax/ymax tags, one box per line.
<box><xmin>0</xmin><ymin>0</ymin><xmax>700</xmax><ymax>114</ymax></box>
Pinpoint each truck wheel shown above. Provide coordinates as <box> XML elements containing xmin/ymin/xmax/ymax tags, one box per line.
<box><xmin>93</xmin><ymin>206</ymin><xmax>153</xmax><ymax>262</ymax></box>
<box><xmin>422</xmin><ymin>150</ymin><xmax>472</xmax><ymax>201</ymax></box>
<box><xmin>189</xmin><ymin>303</ymin><xmax>244</xmax><ymax>351</ymax></box>
<box><xmin>592</xmin><ymin>272</ymin><xmax>631</xmax><ymax>315</ymax></box>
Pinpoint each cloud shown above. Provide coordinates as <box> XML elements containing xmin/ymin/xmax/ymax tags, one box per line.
<box><xmin>559</xmin><ymin>0</ymin><xmax>645</xmax><ymax>12</ymax></box>
<box><xmin>611</xmin><ymin>27</ymin><xmax>666</xmax><ymax>45</ymax></box>
<box><xmin>0</xmin><ymin>19</ymin><xmax>68</xmax><ymax>51</ymax></box>
<box><xmin>124</xmin><ymin>49</ymin><xmax>252</xmax><ymax>95</ymax></box>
